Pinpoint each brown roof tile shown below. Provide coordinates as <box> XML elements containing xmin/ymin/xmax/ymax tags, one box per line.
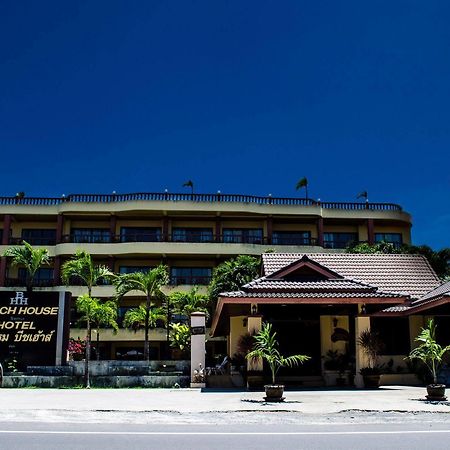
<box><xmin>262</xmin><ymin>253</ymin><xmax>441</xmax><ymax>299</ymax></box>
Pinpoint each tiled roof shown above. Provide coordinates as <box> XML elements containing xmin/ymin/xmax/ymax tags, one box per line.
<box><xmin>262</xmin><ymin>253</ymin><xmax>441</xmax><ymax>299</ymax></box>
<box><xmin>381</xmin><ymin>305</ymin><xmax>411</xmax><ymax>313</ymax></box>
<box><xmin>412</xmin><ymin>281</ymin><xmax>450</xmax><ymax>305</ymax></box>
<box><xmin>221</xmin><ymin>273</ymin><xmax>404</xmax><ymax>299</ymax></box>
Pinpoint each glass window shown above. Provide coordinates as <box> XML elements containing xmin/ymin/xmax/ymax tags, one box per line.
<box><xmin>72</xmin><ymin>228</ymin><xmax>110</xmax><ymax>243</ymax></box>
<box><xmin>375</xmin><ymin>233</ymin><xmax>403</xmax><ymax>247</ymax></box>
<box><xmin>170</xmin><ymin>267</ymin><xmax>212</xmax><ymax>285</ymax></box>
<box><xmin>120</xmin><ymin>227</ymin><xmax>161</xmax><ymax>243</ymax></box>
<box><xmin>119</xmin><ymin>266</ymin><xmax>153</xmax><ymax>274</ymax></box>
<box><xmin>272</xmin><ymin>231</ymin><xmax>311</xmax><ymax>245</ymax></box>
<box><xmin>222</xmin><ymin>228</ymin><xmax>263</xmax><ymax>244</ymax></box>
<box><xmin>172</xmin><ymin>228</ymin><xmax>213</xmax><ymax>243</ymax></box>
<box><xmin>21</xmin><ymin>229</ymin><xmax>56</xmax><ymax>245</ymax></box>
<box><xmin>323</xmin><ymin>232</ymin><xmax>358</xmax><ymax>249</ymax></box>
<box><xmin>371</xmin><ymin>318</ymin><xmax>410</xmax><ymax>355</ymax></box>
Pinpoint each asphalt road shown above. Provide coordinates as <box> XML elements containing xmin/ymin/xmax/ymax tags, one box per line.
<box><xmin>0</xmin><ymin>422</ymin><xmax>449</xmax><ymax>450</ymax></box>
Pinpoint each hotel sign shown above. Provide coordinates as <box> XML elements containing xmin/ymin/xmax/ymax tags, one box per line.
<box><xmin>0</xmin><ymin>291</ymin><xmax>71</xmax><ymax>367</ymax></box>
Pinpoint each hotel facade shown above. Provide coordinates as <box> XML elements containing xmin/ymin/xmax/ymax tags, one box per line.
<box><xmin>0</xmin><ymin>192</ymin><xmax>413</xmax><ymax>364</ymax></box>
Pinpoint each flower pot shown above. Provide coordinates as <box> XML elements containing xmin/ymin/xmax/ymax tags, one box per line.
<box><xmin>426</xmin><ymin>384</ymin><xmax>447</xmax><ymax>401</ymax></box>
<box><xmin>264</xmin><ymin>384</ymin><xmax>285</xmax><ymax>402</ymax></box>
<box><xmin>362</xmin><ymin>374</ymin><xmax>381</xmax><ymax>389</ymax></box>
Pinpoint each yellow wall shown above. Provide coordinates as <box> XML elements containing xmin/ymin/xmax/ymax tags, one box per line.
<box><xmin>228</xmin><ymin>316</ymin><xmax>247</xmax><ymax>357</ymax></box>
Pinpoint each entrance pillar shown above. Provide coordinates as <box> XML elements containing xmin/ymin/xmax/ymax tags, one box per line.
<box><xmin>247</xmin><ymin>313</ymin><xmax>263</xmax><ymax>372</ymax></box>
<box><xmin>355</xmin><ymin>312</ymin><xmax>371</xmax><ymax>388</ymax></box>
<box><xmin>190</xmin><ymin>311</ymin><xmax>206</xmax><ymax>388</ymax></box>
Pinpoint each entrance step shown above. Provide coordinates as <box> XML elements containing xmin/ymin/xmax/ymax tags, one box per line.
<box><xmin>277</xmin><ymin>376</ymin><xmax>324</xmax><ymax>387</ymax></box>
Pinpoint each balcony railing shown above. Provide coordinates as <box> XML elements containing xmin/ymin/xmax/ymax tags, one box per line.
<box><xmin>58</xmin><ymin>234</ymin><xmax>321</xmax><ymax>246</ymax></box>
<box><xmin>170</xmin><ymin>276</ymin><xmax>212</xmax><ymax>286</ymax></box>
<box><xmin>5</xmin><ymin>278</ymin><xmax>55</xmax><ymax>288</ymax></box>
<box><xmin>0</xmin><ymin>192</ymin><xmax>403</xmax><ymax>211</ymax></box>
<box><xmin>9</xmin><ymin>237</ymin><xmax>56</xmax><ymax>246</ymax></box>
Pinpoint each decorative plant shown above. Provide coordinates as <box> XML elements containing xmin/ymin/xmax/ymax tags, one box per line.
<box><xmin>169</xmin><ymin>323</ymin><xmax>191</xmax><ymax>351</ymax></box>
<box><xmin>407</xmin><ymin>319</ymin><xmax>450</xmax><ymax>385</ymax></box>
<box><xmin>3</xmin><ymin>241</ymin><xmax>50</xmax><ymax>293</ymax></box>
<box><xmin>169</xmin><ymin>287</ymin><xmax>210</xmax><ymax>319</ymax></box>
<box><xmin>358</xmin><ymin>329</ymin><xmax>384</xmax><ymax>375</ymax></box>
<box><xmin>91</xmin><ymin>300</ymin><xmax>119</xmax><ymax>360</ymax></box>
<box><xmin>114</xmin><ymin>265</ymin><xmax>169</xmax><ymax>361</ymax></box>
<box><xmin>246</xmin><ymin>323</ymin><xmax>310</xmax><ymax>385</ymax></box>
<box><xmin>68</xmin><ymin>337</ymin><xmax>86</xmax><ymax>361</ymax></box>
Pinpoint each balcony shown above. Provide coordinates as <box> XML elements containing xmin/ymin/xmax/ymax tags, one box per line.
<box><xmin>169</xmin><ymin>275</ymin><xmax>212</xmax><ymax>286</ymax></box>
<box><xmin>9</xmin><ymin>237</ymin><xmax>56</xmax><ymax>246</ymax></box>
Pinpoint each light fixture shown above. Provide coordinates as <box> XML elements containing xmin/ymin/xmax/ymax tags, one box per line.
<box><xmin>251</xmin><ymin>304</ymin><xmax>258</xmax><ymax>315</ymax></box>
<box><xmin>333</xmin><ymin>317</ymin><xmax>338</xmax><ymax>328</ymax></box>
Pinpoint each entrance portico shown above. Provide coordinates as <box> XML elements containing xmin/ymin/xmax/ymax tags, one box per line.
<box><xmin>210</xmin><ymin>253</ymin><xmax>443</xmax><ymax>388</ymax></box>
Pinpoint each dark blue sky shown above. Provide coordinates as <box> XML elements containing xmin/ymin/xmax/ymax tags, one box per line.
<box><xmin>0</xmin><ymin>1</ymin><xmax>449</xmax><ymax>248</ymax></box>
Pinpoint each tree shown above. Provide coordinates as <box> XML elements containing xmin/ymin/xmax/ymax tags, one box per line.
<box><xmin>114</xmin><ymin>265</ymin><xmax>169</xmax><ymax>361</ymax></box>
<box><xmin>169</xmin><ymin>286</ymin><xmax>210</xmax><ymax>318</ymax></box>
<box><xmin>75</xmin><ymin>294</ymin><xmax>103</xmax><ymax>388</ymax></box>
<box><xmin>295</xmin><ymin>177</ymin><xmax>308</xmax><ymax>199</ymax></box>
<box><xmin>347</xmin><ymin>242</ymin><xmax>450</xmax><ymax>279</ymax></box>
<box><xmin>61</xmin><ymin>250</ymin><xmax>113</xmax><ymax>296</ymax></box>
<box><xmin>208</xmin><ymin>255</ymin><xmax>260</xmax><ymax>305</ymax></box>
<box><xmin>408</xmin><ymin>319</ymin><xmax>450</xmax><ymax>385</ymax></box>
<box><xmin>92</xmin><ymin>300</ymin><xmax>119</xmax><ymax>361</ymax></box>
<box><xmin>246</xmin><ymin>323</ymin><xmax>310</xmax><ymax>385</ymax></box>
<box><xmin>3</xmin><ymin>241</ymin><xmax>50</xmax><ymax>293</ymax></box>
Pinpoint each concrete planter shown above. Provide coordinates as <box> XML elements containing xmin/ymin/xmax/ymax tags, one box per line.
<box><xmin>426</xmin><ymin>384</ymin><xmax>447</xmax><ymax>401</ymax></box>
<box><xmin>264</xmin><ymin>384</ymin><xmax>285</xmax><ymax>402</ymax></box>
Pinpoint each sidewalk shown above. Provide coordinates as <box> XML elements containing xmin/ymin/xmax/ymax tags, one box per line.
<box><xmin>0</xmin><ymin>386</ymin><xmax>449</xmax><ymax>416</ymax></box>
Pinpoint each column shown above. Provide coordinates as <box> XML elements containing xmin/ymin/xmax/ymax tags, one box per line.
<box><xmin>266</xmin><ymin>217</ymin><xmax>273</xmax><ymax>245</ymax></box>
<box><xmin>56</xmin><ymin>214</ymin><xmax>64</xmax><ymax>244</ymax></box>
<box><xmin>108</xmin><ymin>256</ymin><xmax>115</xmax><ymax>273</ymax></box>
<box><xmin>367</xmin><ymin>219</ymin><xmax>374</xmax><ymax>245</ymax></box>
<box><xmin>190</xmin><ymin>311</ymin><xmax>206</xmax><ymax>387</ymax></box>
<box><xmin>354</xmin><ymin>312</ymin><xmax>371</xmax><ymax>388</ymax></box>
<box><xmin>0</xmin><ymin>257</ymin><xmax>7</xmax><ymax>286</ymax></box>
<box><xmin>247</xmin><ymin>311</ymin><xmax>263</xmax><ymax>372</ymax></box>
<box><xmin>162</xmin><ymin>217</ymin><xmax>169</xmax><ymax>241</ymax></box>
<box><xmin>317</xmin><ymin>217</ymin><xmax>324</xmax><ymax>247</ymax></box>
<box><xmin>54</xmin><ymin>256</ymin><xmax>61</xmax><ymax>286</ymax></box>
<box><xmin>215</xmin><ymin>217</ymin><xmax>221</xmax><ymax>243</ymax></box>
<box><xmin>110</xmin><ymin>215</ymin><xmax>117</xmax><ymax>242</ymax></box>
<box><xmin>2</xmin><ymin>214</ymin><xmax>11</xmax><ymax>245</ymax></box>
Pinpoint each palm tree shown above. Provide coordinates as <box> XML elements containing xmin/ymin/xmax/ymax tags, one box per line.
<box><xmin>3</xmin><ymin>241</ymin><xmax>50</xmax><ymax>293</ymax></box>
<box><xmin>92</xmin><ymin>300</ymin><xmax>119</xmax><ymax>361</ymax></box>
<box><xmin>114</xmin><ymin>265</ymin><xmax>169</xmax><ymax>360</ymax></box>
<box><xmin>61</xmin><ymin>250</ymin><xmax>112</xmax><ymax>296</ymax></box>
<box><xmin>247</xmin><ymin>323</ymin><xmax>310</xmax><ymax>385</ymax></box>
<box><xmin>295</xmin><ymin>177</ymin><xmax>308</xmax><ymax>199</ymax></box>
<box><xmin>169</xmin><ymin>286</ymin><xmax>210</xmax><ymax>319</ymax></box>
<box><xmin>75</xmin><ymin>294</ymin><xmax>103</xmax><ymax>388</ymax></box>
<box><xmin>123</xmin><ymin>304</ymin><xmax>166</xmax><ymax>331</ymax></box>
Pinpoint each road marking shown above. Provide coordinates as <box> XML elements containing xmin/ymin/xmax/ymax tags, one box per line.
<box><xmin>0</xmin><ymin>430</ymin><xmax>449</xmax><ymax>436</ymax></box>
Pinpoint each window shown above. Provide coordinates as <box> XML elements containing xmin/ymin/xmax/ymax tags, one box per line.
<box><xmin>371</xmin><ymin>318</ymin><xmax>410</xmax><ymax>355</ymax></box>
<box><xmin>272</xmin><ymin>231</ymin><xmax>311</xmax><ymax>245</ymax></box>
<box><xmin>375</xmin><ymin>233</ymin><xmax>403</xmax><ymax>247</ymax></box>
<box><xmin>170</xmin><ymin>267</ymin><xmax>212</xmax><ymax>285</ymax></box>
<box><xmin>171</xmin><ymin>228</ymin><xmax>213</xmax><ymax>243</ymax></box>
<box><xmin>120</xmin><ymin>227</ymin><xmax>161</xmax><ymax>243</ymax></box>
<box><xmin>21</xmin><ymin>229</ymin><xmax>56</xmax><ymax>245</ymax></box>
<box><xmin>222</xmin><ymin>228</ymin><xmax>263</xmax><ymax>244</ymax></box>
<box><xmin>119</xmin><ymin>266</ymin><xmax>153</xmax><ymax>274</ymax></box>
<box><xmin>72</xmin><ymin>228</ymin><xmax>110</xmax><ymax>243</ymax></box>
<box><xmin>18</xmin><ymin>267</ymin><xmax>54</xmax><ymax>286</ymax></box>
<box><xmin>323</xmin><ymin>232</ymin><xmax>358</xmax><ymax>249</ymax></box>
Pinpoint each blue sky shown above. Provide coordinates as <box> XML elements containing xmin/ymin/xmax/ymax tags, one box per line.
<box><xmin>0</xmin><ymin>1</ymin><xmax>449</xmax><ymax>248</ymax></box>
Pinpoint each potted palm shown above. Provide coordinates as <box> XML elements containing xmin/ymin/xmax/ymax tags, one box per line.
<box><xmin>407</xmin><ymin>319</ymin><xmax>450</xmax><ymax>401</ymax></box>
<box><xmin>358</xmin><ymin>329</ymin><xmax>384</xmax><ymax>388</ymax></box>
<box><xmin>246</xmin><ymin>323</ymin><xmax>310</xmax><ymax>401</ymax></box>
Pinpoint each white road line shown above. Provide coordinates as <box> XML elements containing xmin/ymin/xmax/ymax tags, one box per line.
<box><xmin>0</xmin><ymin>430</ymin><xmax>449</xmax><ymax>436</ymax></box>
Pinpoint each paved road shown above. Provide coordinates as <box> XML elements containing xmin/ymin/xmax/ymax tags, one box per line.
<box><xmin>0</xmin><ymin>422</ymin><xmax>449</xmax><ymax>450</ymax></box>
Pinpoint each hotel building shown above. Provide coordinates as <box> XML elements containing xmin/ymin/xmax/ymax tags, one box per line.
<box><xmin>0</xmin><ymin>192</ymin><xmax>412</xmax><ymax>360</ymax></box>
